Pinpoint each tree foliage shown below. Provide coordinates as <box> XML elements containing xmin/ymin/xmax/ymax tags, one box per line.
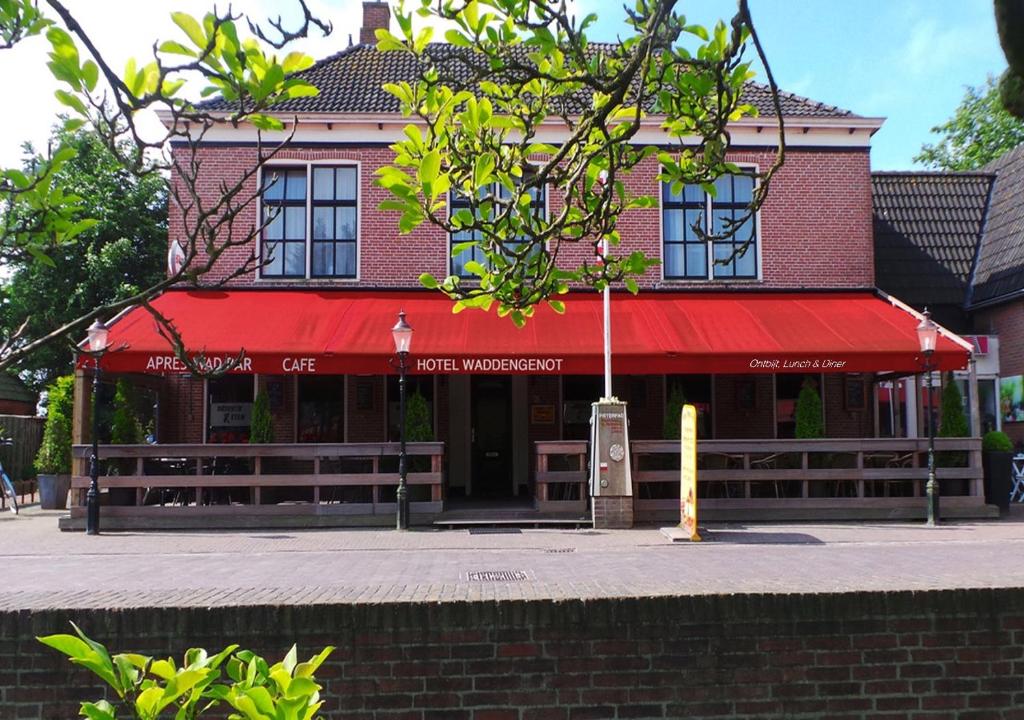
<box><xmin>663</xmin><ymin>383</ymin><xmax>686</xmax><ymax>440</ymax></box>
<box><xmin>111</xmin><ymin>378</ymin><xmax>145</xmax><ymax>445</ymax></box>
<box><xmin>914</xmin><ymin>77</ymin><xmax>1024</xmax><ymax>170</ymax></box>
<box><xmin>404</xmin><ymin>390</ymin><xmax>434</xmax><ymax>443</ymax></box>
<box><xmin>249</xmin><ymin>389</ymin><xmax>273</xmax><ymax>444</ymax></box>
<box><xmin>939</xmin><ymin>373</ymin><xmax>969</xmax><ymax>438</ymax></box>
<box><xmin>0</xmin><ymin>0</ymin><xmax>330</xmax><ymax>375</ymax></box>
<box><xmin>376</xmin><ymin>0</ymin><xmax>784</xmax><ymax>324</ymax></box>
<box><xmin>995</xmin><ymin>0</ymin><xmax>1024</xmax><ymax>118</ymax></box>
<box><xmin>0</xmin><ymin>124</ymin><xmax>166</xmax><ymax>392</ymax></box>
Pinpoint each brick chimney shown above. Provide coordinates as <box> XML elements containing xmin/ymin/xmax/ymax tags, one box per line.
<box><xmin>360</xmin><ymin>1</ymin><xmax>391</xmax><ymax>45</ymax></box>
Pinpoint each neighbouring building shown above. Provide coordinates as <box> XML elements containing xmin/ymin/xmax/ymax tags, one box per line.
<box><xmin>66</xmin><ymin>3</ymin><xmax>985</xmax><ymax>529</ymax></box>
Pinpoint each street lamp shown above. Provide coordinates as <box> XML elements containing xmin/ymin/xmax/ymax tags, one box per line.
<box><xmin>84</xmin><ymin>319</ymin><xmax>110</xmax><ymax>535</ymax></box>
<box><xmin>916</xmin><ymin>309</ymin><xmax>939</xmax><ymax>526</ymax></box>
<box><xmin>391</xmin><ymin>310</ymin><xmax>413</xmax><ymax>530</ymax></box>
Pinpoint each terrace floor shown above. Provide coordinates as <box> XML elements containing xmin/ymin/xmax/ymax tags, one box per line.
<box><xmin>2</xmin><ymin>505</ymin><xmax>1023</xmax><ymax>611</ymax></box>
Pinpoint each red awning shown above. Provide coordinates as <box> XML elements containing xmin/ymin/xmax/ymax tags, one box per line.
<box><xmin>82</xmin><ymin>289</ymin><xmax>971</xmax><ymax>376</ymax></box>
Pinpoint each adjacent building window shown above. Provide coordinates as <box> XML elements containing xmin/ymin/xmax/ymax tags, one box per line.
<box><xmin>662</xmin><ymin>173</ymin><xmax>758</xmax><ymax>280</ymax></box>
<box><xmin>261</xmin><ymin>165</ymin><xmax>359</xmax><ymax>279</ymax></box>
<box><xmin>449</xmin><ymin>183</ymin><xmax>545</xmax><ymax>277</ymax></box>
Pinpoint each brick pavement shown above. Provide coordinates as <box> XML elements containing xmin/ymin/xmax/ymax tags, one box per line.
<box><xmin>2</xmin><ymin>508</ymin><xmax>1024</xmax><ymax>610</ymax></box>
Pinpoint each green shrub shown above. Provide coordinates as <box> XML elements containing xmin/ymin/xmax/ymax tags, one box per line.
<box><xmin>34</xmin><ymin>374</ymin><xmax>74</xmax><ymax>475</ymax></box>
<box><xmin>983</xmin><ymin>430</ymin><xmax>1013</xmax><ymax>452</ymax></box>
<box><xmin>249</xmin><ymin>389</ymin><xmax>273</xmax><ymax>444</ymax></box>
<box><xmin>111</xmin><ymin>379</ymin><xmax>144</xmax><ymax>444</ymax></box>
<box><xmin>794</xmin><ymin>379</ymin><xmax>824</xmax><ymax>439</ymax></box>
<box><xmin>404</xmin><ymin>390</ymin><xmax>434</xmax><ymax>443</ymax></box>
<box><xmin>39</xmin><ymin>623</ymin><xmax>334</xmax><ymax>720</ymax></box>
<box><xmin>663</xmin><ymin>384</ymin><xmax>686</xmax><ymax>440</ymax></box>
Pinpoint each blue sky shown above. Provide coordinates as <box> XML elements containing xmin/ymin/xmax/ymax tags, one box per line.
<box><xmin>578</xmin><ymin>0</ymin><xmax>1007</xmax><ymax>169</ymax></box>
<box><xmin>0</xmin><ymin>1</ymin><xmax>1010</xmax><ymax>170</ymax></box>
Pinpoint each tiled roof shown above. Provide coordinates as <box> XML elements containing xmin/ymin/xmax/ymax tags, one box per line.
<box><xmin>872</xmin><ymin>172</ymin><xmax>993</xmax><ymax>309</ymax></box>
<box><xmin>968</xmin><ymin>143</ymin><xmax>1024</xmax><ymax>306</ymax></box>
<box><xmin>0</xmin><ymin>373</ymin><xmax>37</xmax><ymax>405</ymax></box>
<box><xmin>203</xmin><ymin>43</ymin><xmax>857</xmax><ymax>118</ymax></box>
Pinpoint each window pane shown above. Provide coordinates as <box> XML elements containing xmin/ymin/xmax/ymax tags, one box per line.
<box><xmin>734</xmin><ymin>215</ymin><xmax>756</xmax><ymax>243</ymax></box>
<box><xmin>713</xmin><ymin>175</ymin><xmax>732</xmax><ymax>203</ymax></box>
<box><xmin>263</xmin><ymin>208</ymin><xmax>283</xmax><ymax>239</ymax></box>
<box><xmin>683</xmin><ymin>184</ymin><xmax>703</xmax><ymax>203</ymax></box>
<box><xmin>712</xmin><ymin>209</ymin><xmax>732</xmax><ymax>236</ymax></box>
<box><xmin>452</xmin><ymin>247</ymin><xmax>473</xmax><ymax>276</ymax></box>
<box><xmin>734</xmin><ymin>174</ymin><xmax>754</xmax><ymax>204</ymax></box>
<box><xmin>663</xmin><ymin>209</ymin><xmax>683</xmax><ymax>241</ymax></box>
<box><xmin>336</xmin><ymin>206</ymin><xmax>357</xmax><ymax>239</ymax></box>
<box><xmin>713</xmin><ymin>243</ymin><xmax>735</xmax><ymax>277</ymax></box>
<box><xmin>312</xmin><ymin>167</ymin><xmax>334</xmax><ymax>200</ymax></box>
<box><xmin>684</xmin><ymin>208</ymin><xmax>703</xmax><ymax>240</ymax></box>
<box><xmin>664</xmin><ymin>243</ymin><xmax>683</xmax><ymax>278</ymax></box>
<box><xmin>312</xmin><ymin>242</ymin><xmax>333</xmax><ymax>276</ymax></box>
<box><xmin>312</xmin><ymin>207</ymin><xmax>333</xmax><ymax>240</ymax></box>
<box><xmin>285</xmin><ymin>206</ymin><xmax>306</xmax><ymax>240</ymax></box>
<box><xmin>263</xmin><ymin>171</ymin><xmax>284</xmax><ymax>201</ymax></box>
<box><xmin>685</xmin><ymin>243</ymin><xmax>707</xmax><ymax>277</ymax></box>
<box><xmin>336</xmin><ymin>242</ymin><xmax>356</xmax><ymax>276</ymax></box>
<box><xmin>262</xmin><ymin>241</ymin><xmax>282</xmax><ymax>275</ymax></box>
<box><xmin>336</xmin><ymin>167</ymin><xmax>357</xmax><ymax>200</ymax></box>
<box><xmin>663</xmin><ymin>182</ymin><xmax>682</xmax><ymax>203</ymax></box>
<box><xmin>285</xmin><ymin>242</ymin><xmax>305</xmax><ymax>275</ymax></box>
<box><xmin>734</xmin><ymin>243</ymin><xmax>755</xmax><ymax>277</ymax></box>
<box><xmin>285</xmin><ymin>170</ymin><xmax>306</xmax><ymax>200</ymax></box>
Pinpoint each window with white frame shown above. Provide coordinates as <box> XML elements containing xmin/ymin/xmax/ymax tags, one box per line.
<box><xmin>449</xmin><ymin>183</ymin><xmax>545</xmax><ymax>277</ymax></box>
<box><xmin>662</xmin><ymin>173</ymin><xmax>758</xmax><ymax>280</ymax></box>
<box><xmin>261</xmin><ymin>165</ymin><xmax>358</xmax><ymax>279</ymax></box>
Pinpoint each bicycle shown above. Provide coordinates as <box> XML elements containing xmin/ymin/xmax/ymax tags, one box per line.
<box><xmin>0</xmin><ymin>439</ymin><xmax>17</xmax><ymax>515</ymax></box>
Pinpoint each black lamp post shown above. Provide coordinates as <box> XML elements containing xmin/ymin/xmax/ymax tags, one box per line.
<box><xmin>917</xmin><ymin>309</ymin><xmax>939</xmax><ymax>526</ymax></box>
<box><xmin>391</xmin><ymin>310</ymin><xmax>413</xmax><ymax>530</ymax></box>
<box><xmin>85</xmin><ymin>319</ymin><xmax>110</xmax><ymax>535</ymax></box>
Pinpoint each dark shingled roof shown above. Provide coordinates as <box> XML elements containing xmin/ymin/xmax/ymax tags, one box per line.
<box><xmin>872</xmin><ymin>172</ymin><xmax>994</xmax><ymax>311</ymax></box>
<box><xmin>968</xmin><ymin>143</ymin><xmax>1024</xmax><ymax>307</ymax></box>
<box><xmin>0</xmin><ymin>374</ymin><xmax>37</xmax><ymax>406</ymax></box>
<box><xmin>204</xmin><ymin>43</ymin><xmax>858</xmax><ymax>118</ymax></box>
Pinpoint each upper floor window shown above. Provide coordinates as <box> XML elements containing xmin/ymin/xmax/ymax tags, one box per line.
<box><xmin>261</xmin><ymin>165</ymin><xmax>358</xmax><ymax>279</ymax></box>
<box><xmin>662</xmin><ymin>173</ymin><xmax>757</xmax><ymax>280</ymax></box>
<box><xmin>449</xmin><ymin>183</ymin><xmax>545</xmax><ymax>278</ymax></box>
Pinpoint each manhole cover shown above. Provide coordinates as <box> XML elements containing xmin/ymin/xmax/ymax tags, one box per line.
<box><xmin>544</xmin><ymin>548</ymin><xmax>576</xmax><ymax>554</ymax></box>
<box><xmin>467</xmin><ymin>570</ymin><xmax>529</xmax><ymax>582</ymax></box>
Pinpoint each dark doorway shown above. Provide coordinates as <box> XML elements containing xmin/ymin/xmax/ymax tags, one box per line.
<box><xmin>471</xmin><ymin>376</ymin><xmax>513</xmax><ymax>497</ymax></box>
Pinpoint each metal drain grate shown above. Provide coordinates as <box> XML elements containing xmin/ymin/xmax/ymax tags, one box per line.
<box><xmin>544</xmin><ymin>548</ymin><xmax>576</xmax><ymax>554</ymax></box>
<box><xmin>467</xmin><ymin>570</ymin><xmax>529</xmax><ymax>582</ymax></box>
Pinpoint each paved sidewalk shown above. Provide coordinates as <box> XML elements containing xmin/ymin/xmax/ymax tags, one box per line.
<box><xmin>2</xmin><ymin>506</ymin><xmax>1024</xmax><ymax>610</ymax></box>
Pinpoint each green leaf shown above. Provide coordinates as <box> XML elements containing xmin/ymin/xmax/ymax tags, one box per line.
<box><xmin>79</xmin><ymin>700</ymin><xmax>117</xmax><ymax>720</ymax></box>
<box><xmin>419</xmin><ymin>272</ymin><xmax>439</xmax><ymax>289</ymax></box>
<box><xmin>418</xmin><ymin>149</ymin><xmax>441</xmax><ymax>192</ymax></box>
<box><xmin>624</xmin><ymin>277</ymin><xmax>639</xmax><ymax>295</ymax></box>
<box><xmin>134</xmin><ymin>686</ymin><xmax>164</xmax><ymax>720</ymax></box>
<box><xmin>548</xmin><ymin>299</ymin><xmax>565</xmax><ymax>314</ymax></box>
<box><xmin>158</xmin><ymin>40</ymin><xmax>196</xmax><ymax>57</ymax></box>
<box><xmin>81</xmin><ymin>60</ymin><xmax>98</xmax><ymax>92</ymax></box>
<box><xmin>171</xmin><ymin>12</ymin><xmax>206</xmax><ymax>49</ymax></box>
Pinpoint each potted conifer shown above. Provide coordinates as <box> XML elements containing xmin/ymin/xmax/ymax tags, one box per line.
<box><xmin>35</xmin><ymin>375</ymin><xmax>74</xmax><ymax>509</ymax></box>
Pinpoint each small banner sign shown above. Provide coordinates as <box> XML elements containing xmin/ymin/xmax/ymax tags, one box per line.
<box><xmin>679</xmin><ymin>403</ymin><xmax>701</xmax><ymax>541</ymax></box>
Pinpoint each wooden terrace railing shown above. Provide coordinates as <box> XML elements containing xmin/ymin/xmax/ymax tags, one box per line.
<box><xmin>70</xmin><ymin>442</ymin><xmax>444</xmax><ymax>524</ymax></box>
<box><xmin>535</xmin><ymin>437</ymin><xmax>986</xmax><ymax>520</ymax></box>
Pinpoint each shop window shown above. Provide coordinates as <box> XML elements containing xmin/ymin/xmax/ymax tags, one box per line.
<box><xmin>978</xmin><ymin>378</ymin><xmax>999</xmax><ymax>434</ymax></box>
<box><xmin>562</xmin><ymin>376</ymin><xmax>602</xmax><ymax>440</ymax></box>
<box><xmin>207</xmin><ymin>376</ymin><xmax>254</xmax><ymax>443</ymax></box>
<box><xmin>775</xmin><ymin>374</ymin><xmax>822</xmax><ymax>439</ymax></box>
<box><xmin>662</xmin><ymin>172</ymin><xmax>757</xmax><ymax>280</ymax></box>
<box><xmin>387</xmin><ymin>375</ymin><xmax>435</xmax><ymax>442</ymax></box>
<box><xmin>297</xmin><ymin>376</ymin><xmax>345</xmax><ymax>443</ymax></box>
<box><xmin>261</xmin><ymin>164</ymin><xmax>359</xmax><ymax>279</ymax></box>
<box><xmin>449</xmin><ymin>182</ymin><xmax>545</xmax><ymax>278</ymax></box>
<box><xmin>666</xmin><ymin>375</ymin><xmax>713</xmax><ymax>439</ymax></box>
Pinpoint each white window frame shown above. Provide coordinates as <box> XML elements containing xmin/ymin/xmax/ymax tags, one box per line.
<box><xmin>256</xmin><ymin>160</ymin><xmax>362</xmax><ymax>282</ymax></box>
<box><xmin>659</xmin><ymin>164</ymin><xmax>763</xmax><ymax>282</ymax></box>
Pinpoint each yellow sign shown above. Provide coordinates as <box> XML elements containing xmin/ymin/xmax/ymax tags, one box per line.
<box><xmin>680</xmin><ymin>404</ymin><xmax>701</xmax><ymax>541</ymax></box>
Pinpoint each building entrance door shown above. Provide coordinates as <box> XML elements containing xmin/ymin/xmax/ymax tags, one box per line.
<box><xmin>471</xmin><ymin>376</ymin><xmax>513</xmax><ymax>497</ymax></box>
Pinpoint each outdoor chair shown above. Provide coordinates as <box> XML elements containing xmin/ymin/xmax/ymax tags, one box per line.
<box><xmin>1012</xmin><ymin>454</ymin><xmax>1024</xmax><ymax>503</ymax></box>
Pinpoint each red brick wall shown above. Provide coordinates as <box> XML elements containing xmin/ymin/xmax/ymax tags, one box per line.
<box><xmin>713</xmin><ymin>375</ymin><xmax>775</xmax><ymax>438</ymax></box>
<box><xmin>8</xmin><ymin>588</ymin><xmax>1024</xmax><ymax>719</ymax></box>
<box><xmin>823</xmin><ymin>374</ymin><xmax>874</xmax><ymax>438</ymax></box>
<box><xmin>159</xmin><ymin>376</ymin><xmax>204</xmax><ymax>443</ymax></box>
<box><xmin>346</xmin><ymin>376</ymin><xmax>387</xmax><ymax>442</ymax></box>
<box><xmin>975</xmin><ymin>302</ymin><xmax>1024</xmax><ymax>444</ymax></box>
<box><xmin>170</xmin><ymin>146</ymin><xmax>874</xmax><ymax>290</ymax></box>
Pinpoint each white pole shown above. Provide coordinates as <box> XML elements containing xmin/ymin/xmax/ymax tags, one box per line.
<box><xmin>602</xmin><ymin>235</ymin><xmax>612</xmax><ymax>400</ymax></box>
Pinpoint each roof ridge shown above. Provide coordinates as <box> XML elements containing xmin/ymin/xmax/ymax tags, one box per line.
<box><xmin>872</xmin><ymin>171</ymin><xmax>996</xmax><ymax>178</ymax></box>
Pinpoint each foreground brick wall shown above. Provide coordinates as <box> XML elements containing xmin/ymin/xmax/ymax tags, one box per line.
<box><xmin>4</xmin><ymin>588</ymin><xmax>1023</xmax><ymax>719</ymax></box>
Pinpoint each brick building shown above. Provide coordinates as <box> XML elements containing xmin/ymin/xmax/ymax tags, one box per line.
<box><xmin>68</xmin><ymin>3</ymin><xmax>986</xmax><ymax>528</ymax></box>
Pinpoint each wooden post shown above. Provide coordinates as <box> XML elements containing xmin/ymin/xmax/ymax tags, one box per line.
<box><xmin>967</xmin><ymin>357</ymin><xmax>984</xmax><ymax>498</ymax></box>
<box><xmin>71</xmin><ymin>369</ymin><xmax>91</xmax><ymax>479</ymax></box>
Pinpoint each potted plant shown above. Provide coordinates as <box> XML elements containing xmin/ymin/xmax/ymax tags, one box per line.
<box><xmin>981</xmin><ymin>430</ymin><xmax>1015</xmax><ymax>512</ymax></box>
<box><xmin>34</xmin><ymin>375</ymin><xmax>74</xmax><ymax>510</ymax></box>
<box><xmin>794</xmin><ymin>378</ymin><xmax>824</xmax><ymax>439</ymax></box>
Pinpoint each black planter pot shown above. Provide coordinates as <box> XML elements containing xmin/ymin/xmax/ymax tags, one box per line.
<box><xmin>982</xmin><ymin>450</ymin><xmax>1014</xmax><ymax>511</ymax></box>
